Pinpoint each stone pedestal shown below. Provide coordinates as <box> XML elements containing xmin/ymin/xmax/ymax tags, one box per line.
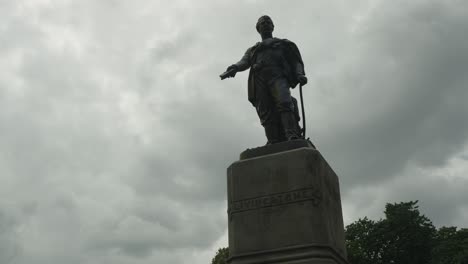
<box><xmin>227</xmin><ymin>140</ymin><xmax>348</xmax><ymax>264</ymax></box>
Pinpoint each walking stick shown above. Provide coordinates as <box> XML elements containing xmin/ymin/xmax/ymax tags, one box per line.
<box><xmin>299</xmin><ymin>83</ymin><xmax>306</xmax><ymax>139</ymax></box>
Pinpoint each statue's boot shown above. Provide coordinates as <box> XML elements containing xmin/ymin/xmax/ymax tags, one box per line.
<box><xmin>264</xmin><ymin>122</ymin><xmax>284</xmax><ymax>145</ymax></box>
<box><xmin>280</xmin><ymin>111</ymin><xmax>301</xmax><ymax>141</ymax></box>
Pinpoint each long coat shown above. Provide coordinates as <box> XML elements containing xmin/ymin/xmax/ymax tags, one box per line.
<box><xmin>234</xmin><ymin>38</ymin><xmax>306</xmax><ymax>106</ymax></box>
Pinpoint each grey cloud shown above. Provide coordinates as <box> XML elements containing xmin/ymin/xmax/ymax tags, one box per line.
<box><xmin>1</xmin><ymin>1</ymin><xmax>468</xmax><ymax>264</ymax></box>
<box><xmin>374</xmin><ymin>161</ymin><xmax>468</xmax><ymax>227</ymax></box>
<box><xmin>313</xmin><ymin>0</ymin><xmax>468</xmax><ymax>188</ymax></box>
<box><xmin>0</xmin><ymin>209</ymin><xmax>21</xmax><ymax>263</ymax></box>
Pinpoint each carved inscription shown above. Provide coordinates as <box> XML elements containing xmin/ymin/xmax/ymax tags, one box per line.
<box><xmin>228</xmin><ymin>187</ymin><xmax>322</xmax><ymax>216</ymax></box>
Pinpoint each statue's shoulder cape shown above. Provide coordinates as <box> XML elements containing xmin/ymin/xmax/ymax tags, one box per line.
<box><xmin>248</xmin><ymin>38</ymin><xmax>303</xmax><ymax>68</ymax></box>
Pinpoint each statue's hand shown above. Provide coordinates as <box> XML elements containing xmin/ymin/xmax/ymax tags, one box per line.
<box><xmin>297</xmin><ymin>75</ymin><xmax>308</xmax><ymax>86</ymax></box>
<box><xmin>220</xmin><ymin>65</ymin><xmax>239</xmax><ymax>80</ymax></box>
<box><xmin>227</xmin><ymin>65</ymin><xmax>239</xmax><ymax>75</ymax></box>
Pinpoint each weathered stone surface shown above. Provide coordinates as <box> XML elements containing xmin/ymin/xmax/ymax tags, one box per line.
<box><xmin>227</xmin><ymin>143</ymin><xmax>348</xmax><ymax>264</ymax></box>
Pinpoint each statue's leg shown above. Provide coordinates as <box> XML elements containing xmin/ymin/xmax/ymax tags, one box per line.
<box><xmin>270</xmin><ymin>78</ymin><xmax>301</xmax><ymax>141</ymax></box>
<box><xmin>255</xmin><ymin>78</ymin><xmax>285</xmax><ymax>144</ymax></box>
<box><xmin>263</xmin><ymin>121</ymin><xmax>283</xmax><ymax>145</ymax></box>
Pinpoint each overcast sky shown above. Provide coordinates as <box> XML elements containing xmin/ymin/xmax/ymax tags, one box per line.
<box><xmin>1</xmin><ymin>0</ymin><xmax>468</xmax><ymax>263</ymax></box>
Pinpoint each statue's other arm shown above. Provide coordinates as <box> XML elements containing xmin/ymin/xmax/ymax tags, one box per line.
<box><xmin>287</xmin><ymin>41</ymin><xmax>307</xmax><ymax>86</ymax></box>
<box><xmin>295</xmin><ymin>60</ymin><xmax>305</xmax><ymax>77</ymax></box>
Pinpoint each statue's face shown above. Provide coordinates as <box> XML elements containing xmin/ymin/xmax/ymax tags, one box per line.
<box><xmin>257</xmin><ymin>17</ymin><xmax>274</xmax><ymax>35</ymax></box>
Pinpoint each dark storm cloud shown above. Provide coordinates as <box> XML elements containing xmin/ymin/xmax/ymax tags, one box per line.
<box><xmin>1</xmin><ymin>1</ymin><xmax>468</xmax><ymax>264</ymax></box>
<box><xmin>312</xmin><ymin>1</ymin><xmax>468</xmax><ymax>186</ymax></box>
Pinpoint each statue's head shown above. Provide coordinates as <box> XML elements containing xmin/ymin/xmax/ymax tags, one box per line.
<box><xmin>256</xmin><ymin>15</ymin><xmax>274</xmax><ymax>35</ymax></box>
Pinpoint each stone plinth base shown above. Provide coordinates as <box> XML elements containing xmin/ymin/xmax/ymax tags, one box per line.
<box><xmin>227</xmin><ymin>140</ymin><xmax>348</xmax><ymax>264</ymax></box>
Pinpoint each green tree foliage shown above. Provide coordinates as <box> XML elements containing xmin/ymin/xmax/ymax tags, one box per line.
<box><xmin>381</xmin><ymin>201</ymin><xmax>436</xmax><ymax>264</ymax></box>
<box><xmin>346</xmin><ymin>201</ymin><xmax>436</xmax><ymax>264</ymax></box>
<box><xmin>346</xmin><ymin>201</ymin><xmax>468</xmax><ymax>264</ymax></box>
<box><xmin>346</xmin><ymin>217</ymin><xmax>385</xmax><ymax>264</ymax></box>
<box><xmin>431</xmin><ymin>227</ymin><xmax>468</xmax><ymax>264</ymax></box>
<box><xmin>211</xmin><ymin>247</ymin><xmax>229</xmax><ymax>264</ymax></box>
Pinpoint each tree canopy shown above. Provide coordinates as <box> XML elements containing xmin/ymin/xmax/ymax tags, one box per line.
<box><xmin>346</xmin><ymin>201</ymin><xmax>468</xmax><ymax>264</ymax></box>
<box><xmin>211</xmin><ymin>247</ymin><xmax>228</xmax><ymax>264</ymax></box>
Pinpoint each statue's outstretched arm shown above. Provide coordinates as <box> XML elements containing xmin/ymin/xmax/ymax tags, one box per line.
<box><xmin>220</xmin><ymin>47</ymin><xmax>252</xmax><ymax>80</ymax></box>
<box><xmin>233</xmin><ymin>47</ymin><xmax>252</xmax><ymax>72</ymax></box>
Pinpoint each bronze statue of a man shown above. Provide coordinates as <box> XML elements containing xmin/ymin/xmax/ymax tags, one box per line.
<box><xmin>221</xmin><ymin>15</ymin><xmax>307</xmax><ymax>144</ymax></box>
